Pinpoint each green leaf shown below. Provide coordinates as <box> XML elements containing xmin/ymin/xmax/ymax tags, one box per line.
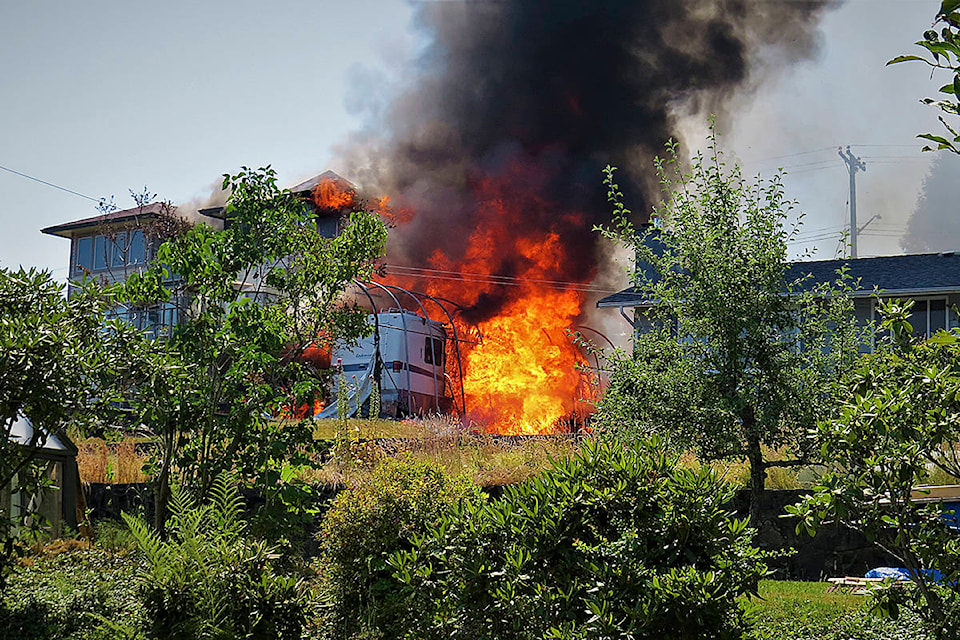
<box><xmin>941</xmin><ymin>0</ymin><xmax>960</xmax><ymax>16</ymax></box>
<box><xmin>886</xmin><ymin>54</ymin><xmax>925</xmax><ymax>66</ymax></box>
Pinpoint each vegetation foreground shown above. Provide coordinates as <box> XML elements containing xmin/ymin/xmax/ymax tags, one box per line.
<box><xmin>0</xmin><ymin>503</ymin><xmax>934</xmax><ymax>639</ymax></box>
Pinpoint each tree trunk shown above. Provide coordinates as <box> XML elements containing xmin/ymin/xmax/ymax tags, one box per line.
<box><xmin>153</xmin><ymin>435</ymin><xmax>174</xmax><ymax>534</ymax></box>
<box><xmin>742</xmin><ymin>406</ymin><xmax>766</xmax><ymax>525</ymax></box>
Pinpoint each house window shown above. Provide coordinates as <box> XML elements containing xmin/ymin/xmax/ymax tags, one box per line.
<box><xmin>909</xmin><ymin>298</ymin><xmax>948</xmax><ymax>337</ymax></box>
<box><xmin>93</xmin><ymin>235</ymin><xmax>108</xmax><ymax>270</ymax></box>
<box><xmin>128</xmin><ymin>230</ymin><xmax>146</xmax><ymax>265</ymax></box>
<box><xmin>107</xmin><ymin>300</ymin><xmax>178</xmax><ymax>338</ymax></box>
<box><xmin>74</xmin><ymin>230</ymin><xmax>150</xmax><ymax>274</ymax></box>
<box><xmin>111</xmin><ymin>232</ymin><xmax>128</xmax><ymax>268</ymax></box>
<box><xmin>316</xmin><ymin>216</ymin><xmax>339</xmax><ymax>239</ymax></box>
<box><xmin>75</xmin><ymin>237</ymin><xmax>93</xmax><ymax>273</ymax></box>
<box><xmin>873</xmin><ymin>297</ymin><xmax>950</xmax><ymax>340</ymax></box>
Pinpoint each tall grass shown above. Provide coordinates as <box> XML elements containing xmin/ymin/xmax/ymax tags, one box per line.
<box><xmin>76</xmin><ymin>439</ymin><xmax>150</xmax><ymax>484</ymax></box>
<box><xmin>308</xmin><ymin>415</ymin><xmax>580</xmax><ymax>488</ymax></box>
<box><xmin>677</xmin><ymin>447</ymin><xmax>811</xmax><ymax>490</ymax></box>
<box><xmin>742</xmin><ymin>580</ymin><xmax>929</xmax><ymax>639</ymax></box>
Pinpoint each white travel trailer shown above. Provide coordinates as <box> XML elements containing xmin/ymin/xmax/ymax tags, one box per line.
<box><xmin>317</xmin><ymin>310</ymin><xmax>453</xmax><ymax>418</ymax></box>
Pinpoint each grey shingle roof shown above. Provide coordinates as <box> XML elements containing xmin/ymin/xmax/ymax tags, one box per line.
<box><xmin>597</xmin><ymin>252</ymin><xmax>960</xmax><ymax>308</ymax></box>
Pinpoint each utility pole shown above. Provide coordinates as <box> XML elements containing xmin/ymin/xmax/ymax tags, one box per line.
<box><xmin>838</xmin><ymin>146</ymin><xmax>867</xmax><ymax>258</ymax></box>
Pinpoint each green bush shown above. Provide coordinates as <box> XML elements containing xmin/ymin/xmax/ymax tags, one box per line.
<box><xmin>315</xmin><ymin>455</ymin><xmax>484</xmax><ymax>639</ymax></box>
<box><xmin>123</xmin><ymin>475</ymin><xmax>306</xmax><ymax>640</ymax></box>
<box><xmin>0</xmin><ymin>547</ymin><xmax>145</xmax><ymax>640</ymax></box>
<box><xmin>390</xmin><ymin>437</ymin><xmax>769</xmax><ymax>640</ymax></box>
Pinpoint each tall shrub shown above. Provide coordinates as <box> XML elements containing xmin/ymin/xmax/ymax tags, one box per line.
<box><xmin>390</xmin><ymin>437</ymin><xmax>769</xmax><ymax>640</ymax></box>
<box><xmin>789</xmin><ymin>299</ymin><xmax>960</xmax><ymax>640</ymax></box>
<box><xmin>316</xmin><ymin>456</ymin><xmax>483</xmax><ymax>639</ymax></box>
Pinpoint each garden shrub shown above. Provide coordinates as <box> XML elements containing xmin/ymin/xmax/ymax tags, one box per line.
<box><xmin>93</xmin><ymin>517</ymin><xmax>139</xmax><ymax>553</ymax></box>
<box><xmin>0</xmin><ymin>547</ymin><xmax>145</xmax><ymax>640</ymax></box>
<box><xmin>390</xmin><ymin>437</ymin><xmax>769</xmax><ymax>640</ymax></box>
<box><xmin>315</xmin><ymin>454</ymin><xmax>484</xmax><ymax>639</ymax></box>
<box><xmin>123</xmin><ymin>474</ymin><xmax>306</xmax><ymax>640</ymax></box>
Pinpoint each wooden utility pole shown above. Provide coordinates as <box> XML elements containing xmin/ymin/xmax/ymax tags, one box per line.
<box><xmin>838</xmin><ymin>146</ymin><xmax>867</xmax><ymax>259</ymax></box>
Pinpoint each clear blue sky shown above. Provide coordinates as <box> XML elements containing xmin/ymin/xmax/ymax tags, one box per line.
<box><xmin>0</xmin><ymin>0</ymin><xmax>948</xmax><ymax>280</ymax></box>
<box><xmin>0</xmin><ymin>0</ymin><xmax>415</xmax><ymax>278</ymax></box>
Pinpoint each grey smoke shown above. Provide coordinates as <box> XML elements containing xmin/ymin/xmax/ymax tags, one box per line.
<box><xmin>903</xmin><ymin>153</ymin><xmax>960</xmax><ymax>254</ymax></box>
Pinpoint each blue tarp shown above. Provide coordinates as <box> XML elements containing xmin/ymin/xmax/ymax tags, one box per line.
<box><xmin>866</xmin><ymin>567</ymin><xmax>947</xmax><ymax>583</ymax></box>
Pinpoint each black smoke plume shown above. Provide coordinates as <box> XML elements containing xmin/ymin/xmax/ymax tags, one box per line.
<box><xmin>339</xmin><ymin>0</ymin><xmax>838</xmax><ymax>321</ymax></box>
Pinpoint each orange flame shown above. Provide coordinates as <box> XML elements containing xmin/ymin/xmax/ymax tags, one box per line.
<box><xmin>313</xmin><ymin>177</ymin><xmax>356</xmax><ymax>210</ymax></box>
<box><xmin>388</xmin><ymin>166</ymin><xmax>595</xmax><ymax>434</ymax></box>
<box><xmin>459</xmin><ymin>275</ymin><xmax>585</xmax><ymax>435</ymax></box>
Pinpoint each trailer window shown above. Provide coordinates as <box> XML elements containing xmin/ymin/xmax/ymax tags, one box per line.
<box><xmin>424</xmin><ymin>337</ymin><xmax>444</xmax><ymax>366</ymax></box>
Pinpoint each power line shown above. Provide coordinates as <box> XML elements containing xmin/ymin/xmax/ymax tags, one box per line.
<box><xmin>384</xmin><ymin>264</ymin><xmax>619</xmax><ymax>294</ymax></box>
<box><xmin>787</xmin><ymin>232</ymin><xmax>845</xmax><ymax>245</ymax></box>
<box><xmin>749</xmin><ymin>146</ymin><xmax>835</xmax><ymax>163</ymax></box>
<box><xmin>792</xmin><ymin>225</ymin><xmax>847</xmax><ymax>239</ymax></box>
<box><xmin>0</xmin><ymin>163</ymin><xmax>104</xmax><ymax>204</ymax></box>
<box><xmin>780</xmin><ymin>158</ymin><xmax>843</xmax><ymax>171</ymax></box>
<box><xmin>786</xmin><ymin>164</ymin><xmax>846</xmax><ymax>176</ymax></box>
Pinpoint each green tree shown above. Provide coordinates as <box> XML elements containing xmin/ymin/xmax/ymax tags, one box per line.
<box><xmin>788</xmin><ymin>299</ymin><xmax>960</xmax><ymax>640</ymax></box>
<box><xmin>390</xmin><ymin>438</ymin><xmax>768</xmax><ymax>640</ymax></box>
<box><xmin>595</xmin><ymin>132</ymin><xmax>866</xmax><ymax>521</ymax></box>
<box><xmin>888</xmin><ymin>0</ymin><xmax>960</xmax><ymax>154</ymax></box>
<box><xmin>0</xmin><ymin>269</ymin><xmax>133</xmax><ymax>588</ymax></box>
<box><xmin>120</xmin><ymin>166</ymin><xmax>387</xmax><ymax>531</ymax></box>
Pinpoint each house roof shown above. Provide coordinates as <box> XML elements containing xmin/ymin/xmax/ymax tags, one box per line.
<box><xmin>290</xmin><ymin>170</ymin><xmax>355</xmax><ymax>195</ymax></box>
<box><xmin>597</xmin><ymin>252</ymin><xmax>960</xmax><ymax>308</ymax></box>
<box><xmin>43</xmin><ymin>172</ymin><xmax>354</xmax><ymax>239</ymax></box>
<box><xmin>41</xmin><ymin>202</ymin><xmax>168</xmax><ymax>239</ymax></box>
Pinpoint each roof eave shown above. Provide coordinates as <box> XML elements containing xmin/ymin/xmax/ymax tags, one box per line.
<box><xmin>41</xmin><ymin>212</ymin><xmax>154</xmax><ymax>239</ymax></box>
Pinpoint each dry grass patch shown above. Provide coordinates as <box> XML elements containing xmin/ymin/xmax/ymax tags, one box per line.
<box><xmin>306</xmin><ymin>414</ymin><xmax>581</xmax><ymax>488</ymax></box>
<box><xmin>307</xmin><ymin>435</ymin><xmax>580</xmax><ymax>488</ymax></box>
<box><xmin>676</xmin><ymin>447</ymin><xmax>817</xmax><ymax>490</ymax></box>
<box><xmin>76</xmin><ymin>438</ymin><xmax>151</xmax><ymax>484</ymax></box>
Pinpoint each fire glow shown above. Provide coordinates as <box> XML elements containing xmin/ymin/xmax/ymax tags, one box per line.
<box><xmin>388</xmin><ymin>170</ymin><xmax>595</xmax><ymax>435</ymax></box>
<box><xmin>455</xmin><ymin>266</ymin><xmax>587</xmax><ymax>436</ymax></box>
<box><xmin>311</xmin><ymin>172</ymin><xmax>595</xmax><ymax>434</ymax></box>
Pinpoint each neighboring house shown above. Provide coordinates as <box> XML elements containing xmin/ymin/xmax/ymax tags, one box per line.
<box><xmin>41</xmin><ymin>172</ymin><xmax>449</xmax><ymax>418</ymax></box>
<box><xmin>597</xmin><ymin>251</ymin><xmax>960</xmax><ymax>348</ymax></box>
